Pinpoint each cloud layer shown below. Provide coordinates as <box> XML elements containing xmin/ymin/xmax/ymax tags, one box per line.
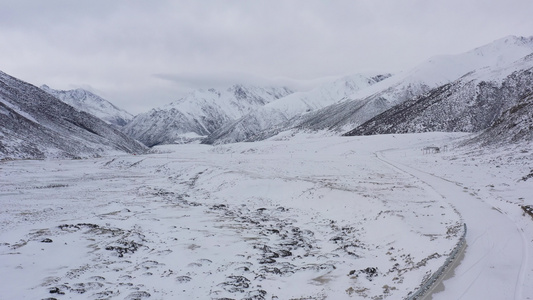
<box><xmin>1</xmin><ymin>0</ymin><xmax>532</xmax><ymax>114</ymax></box>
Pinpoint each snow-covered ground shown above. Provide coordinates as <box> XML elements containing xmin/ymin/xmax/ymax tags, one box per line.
<box><xmin>380</xmin><ymin>138</ymin><xmax>533</xmax><ymax>299</ymax></box>
<box><xmin>1</xmin><ymin>133</ymin><xmax>531</xmax><ymax>299</ymax></box>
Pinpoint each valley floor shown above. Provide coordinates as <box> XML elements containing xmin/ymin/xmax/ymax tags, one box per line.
<box><xmin>0</xmin><ymin>132</ymin><xmax>531</xmax><ymax>299</ymax></box>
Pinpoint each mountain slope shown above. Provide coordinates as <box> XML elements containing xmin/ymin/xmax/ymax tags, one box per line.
<box><xmin>344</xmin><ymin>53</ymin><xmax>533</xmax><ymax>137</ymax></box>
<box><xmin>294</xmin><ymin>35</ymin><xmax>533</xmax><ymax>134</ymax></box>
<box><xmin>0</xmin><ymin>70</ymin><xmax>147</xmax><ymax>160</ymax></box>
<box><xmin>466</xmin><ymin>91</ymin><xmax>533</xmax><ymax>146</ymax></box>
<box><xmin>123</xmin><ymin>85</ymin><xmax>293</xmax><ymax>147</ymax></box>
<box><xmin>40</xmin><ymin>85</ymin><xmax>133</xmax><ymax>127</ymax></box>
<box><xmin>203</xmin><ymin>73</ymin><xmax>390</xmax><ymax>144</ymax></box>
<box><xmin>205</xmin><ymin>36</ymin><xmax>533</xmax><ymax>145</ymax></box>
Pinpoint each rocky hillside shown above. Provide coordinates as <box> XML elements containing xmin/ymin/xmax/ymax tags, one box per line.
<box><xmin>467</xmin><ymin>92</ymin><xmax>533</xmax><ymax>146</ymax></box>
<box><xmin>344</xmin><ymin>53</ymin><xmax>533</xmax><ymax>137</ymax></box>
<box><xmin>296</xmin><ymin>36</ymin><xmax>533</xmax><ymax>135</ymax></box>
<box><xmin>0</xmin><ymin>71</ymin><xmax>147</xmax><ymax>160</ymax></box>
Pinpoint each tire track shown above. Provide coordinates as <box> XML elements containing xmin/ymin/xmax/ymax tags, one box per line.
<box><xmin>376</xmin><ymin>149</ymin><xmax>528</xmax><ymax>300</ymax></box>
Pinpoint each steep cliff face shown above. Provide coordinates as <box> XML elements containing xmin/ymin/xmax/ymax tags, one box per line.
<box><xmin>0</xmin><ymin>71</ymin><xmax>147</xmax><ymax>160</ymax></box>
<box><xmin>122</xmin><ymin>85</ymin><xmax>293</xmax><ymax>146</ymax></box>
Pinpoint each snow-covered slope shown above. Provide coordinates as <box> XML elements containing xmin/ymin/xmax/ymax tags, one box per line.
<box><xmin>123</xmin><ymin>85</ymin><xmax>293</xmax><ymax>146</ymax></box>
<box><xmin>344</xmin><ymin>52</ymin><xmax>533</xmax><ymax>137</ymax></box>
<box><xmin>0</xmin><ymin>70</ymin><xmax>147</xmax><ymax>160</ymax></box>
<box><xmin>294</xmin><ymin>35</ymin><xmax>533</xmax><ymax>134</ymax></box>
<box><xmin>40</xmin><ymin>85</ymin><xmax>133</xmax><ymax>127</ymax></box>
<box><xmin>203</xmin><ymin>73</ymin><xmax>390</xmax><ymax>144</ymax></box>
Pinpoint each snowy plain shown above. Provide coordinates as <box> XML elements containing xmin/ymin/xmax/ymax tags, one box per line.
<box><xmin>0</xmin><ymin>132</ymin><xmax>531</xmax><ymax>299</ymax></box>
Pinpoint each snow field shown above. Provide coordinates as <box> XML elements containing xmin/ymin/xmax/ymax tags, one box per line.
<box><xmin>380</xmin><ymin>137</ymin><xmax>533</xmax><ymax>299</ymax></box>
<box><xmin>3</xmin><ymin>132</ymin><xmax>524</xmax><ymax>299</ymax></box>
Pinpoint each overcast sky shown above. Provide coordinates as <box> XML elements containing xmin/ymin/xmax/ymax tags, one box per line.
<box><xmin>1</xmin><ymin>0</ymin><xmax>532</xmax><ymax>114</ymax></box>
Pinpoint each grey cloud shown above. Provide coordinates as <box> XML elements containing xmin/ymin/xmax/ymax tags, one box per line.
<box><xmin>0</xmin><ymin>0</ymin><xmax>532</xmax><ymax>114</ymax></box>
<box><xmin>154</xmin><ymin>72</ymin><xmax>337</xmax><ymax>94</ymax></box>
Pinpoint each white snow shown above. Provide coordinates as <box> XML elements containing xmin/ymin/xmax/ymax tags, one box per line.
<box><xmin>264</xmin><ymin>73</ymin><xmax>387</xmax><ymax>117</ymax></box>
<box><xmin>380</xmin><ymin>140</ymin><xmax>533</xmax><ymax>299</ymax></box>
<box><xmin>123</xmin><ymin>85</ymin><xmax>293</xmax><ymax>145</ymax></box>
<box><xmin>162</xmin><ymin>85</ymin><xmax>292</xmax><ymax>121</ymax></box>
<box><xmin>1</xmin><ymin>132</ymin><xmax>531</xmax><ymax>299</ymax></box>
<box><xmin>0</xmin><ymin>96</ymin><xmax>39</xmax><ymax>124</ymax></box>
<box><xmin>208</xmin><ymin>36</ymin><xmax>533</xmax><ymax>144</ymax></box>
<box><xmin>40</xmin><ymin>85</ymin><xmax>133</xmax><ymax>126</ymax></box>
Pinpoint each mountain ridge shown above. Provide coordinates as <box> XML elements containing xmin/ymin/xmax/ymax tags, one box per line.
<box><xmin>0</xmin><ymin>70</ymin><xmax>147</xmax><ymax>160</ymax></box>
<box><xmin>343</xmin><ymin>52</ymin><xmax>533</xmax><ymax>137</ymax></box>
<box><xmin>293</xmin><ymin>35</ymin><xmax>533</xmax><ymax>133</ymax></box>
<box><xmin>122</xmin><ymin>85</ymin><xmax>293</xmax><ymax>146</ymax></box>
<box><xmin>203</xmin><ymin>73</ymin><xmax>391</xmax><ymax>144</ymax></box>
<box><xmin>205</xmin><ymin>35</ymin><xmax>533</xmax><ymax>144</ymax></box>
<box><xmin>40</xmin><ymin>85</ymin><xmax>133</xmax><ymax>127</ymax></box>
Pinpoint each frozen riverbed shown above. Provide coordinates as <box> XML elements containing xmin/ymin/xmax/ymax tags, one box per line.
<box><xmin>0</xmin><ymin>132</ymin><xmax>531</xmax><ymax>299</ymax></box>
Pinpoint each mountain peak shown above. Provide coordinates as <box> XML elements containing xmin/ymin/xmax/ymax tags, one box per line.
<box><xmin>202</xmin><ymin>72</ymin><xmax>391</xmax><ymax>144</ymax></box>
<box><xmin>40</xmin><ymin>85</ymin><xmax>133</xmax><ymax>127</ymax></box>
<box><xmin>123</xmin><ymin>84</ymin><xmax>294</xmax><ymax>146</ymax></box>
<box><xmin>471</xmin><ymin>35</ymin><xmax>533</xmax><ymax>57</ymax></box>
<box><xmin>495</xmin><ymin>35</ymin><xmax>533</xmax><ymax>45</ymax></box>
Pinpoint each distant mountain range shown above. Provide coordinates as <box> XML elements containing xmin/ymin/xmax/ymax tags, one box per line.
<box><xmin>205</xmin><ymin>35</ymin><xmax>533</xmax><ymax>144</ymax></box>
<box><xmin>345</xmin><ymin>52</ymin><xmax>533</xmax><ymax>134</ymax></box>
<box><xmin>0</xmin><ymin>71</ymin><xmax>146</xmax><ymax>160</ymax></box>
<box><xmin>40</xmin><ymin>85</ymin><xmax>133</xmax><ymax>127</ymax></box>
<box><xmin>122</xmin><ymin>85</ymin><xmax>293</xmax><ymax>146</ymax></box>
<box><xmin>202</xmin><ymin>73</ymin><xmax>391</xmax><ymax>144</ymax></box>
<box><xmin>2</xmin><ymin>35</ymin><xmax>532</xmax><ymax>159</ymax></box>
<box><xmin>344</xmin><ymin>37</ymin><xmax>533</xmax><ymax>147</ymax></box>
<box><xmin>45</xmin><ymin>35</ymin><xmax>532</xmax><ymax>149</ymax></box>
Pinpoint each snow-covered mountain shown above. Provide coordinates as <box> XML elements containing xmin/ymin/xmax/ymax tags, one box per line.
<box><xmin>344</xmin><ymin>52</ymin><xmax>533</xmax><ymax>137</ymax></box>
<box><xmin>293</xmin><ymin>35</ymin><xmax>533</xmax><ymax>135</ymax></box>
<box><xmin>40</xmin><ymin>85</ymin><xmax>133</xmax><ymax>127</ymax></box>
<box><xmin>205</xmin><ymin>36</ymin><xmax>533</xmax><ymax>144</ymax></box>
<box><xmin>0</xmin><ymin>70</ymin><xmax>147</xmax><ymax>160</ymax></box>
<box><xmin>122</xmin><ymin>85</ymin><xmax>293</xmax><ymax>146</ymax></box>
<box><xmin>203</xmin><ymin>73</ymin><xmax>390</xmax><ymax>144</ymax></box>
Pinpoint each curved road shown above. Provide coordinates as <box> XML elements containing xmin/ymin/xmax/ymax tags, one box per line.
<box><xmin>376</xmin><ymin>150</ymin><xmax>528</xmax><ymax>300</ymax></box>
